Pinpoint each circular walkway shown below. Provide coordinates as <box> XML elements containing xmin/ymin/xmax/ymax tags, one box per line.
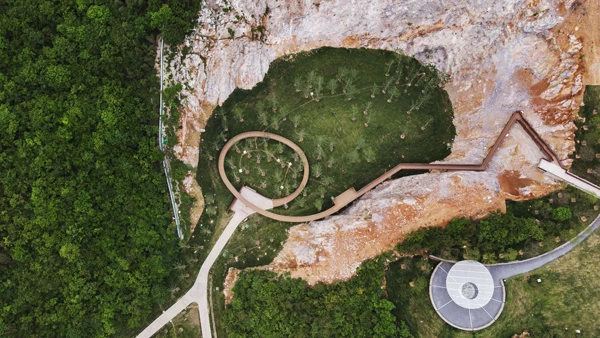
<box><xmin>429</xmin><ymin>261</ymin><xmax>505</xmax><ymax>331</ymax></box>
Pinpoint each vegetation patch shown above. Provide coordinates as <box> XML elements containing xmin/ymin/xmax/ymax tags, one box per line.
<box><xmin>223</xmin><ymin>258</ymin><xmax>410</xmax><ymax>338</ymax></box>
<box><xmin>224</xmin><ymin>138</ymin><xmax>304</xmax><ymax>199</ymax></box>
<box><xmin>196</xmin><ymin>47</ymin><xmax>454</xmax><ymax>221</ymax></box>
<box><xmin>0</xmin><ymin>1</ymin><xmax>201</xmax><ymax>337</ymax></box>
<box><xmin>397</xmin><ymin>186</ymin><xmax>599</xmax><ymax>263</ymax></box>
<box><xmin>569</xmin><ymin>86</ymin><xmax>600</xmax><ymax>182</ymax></box>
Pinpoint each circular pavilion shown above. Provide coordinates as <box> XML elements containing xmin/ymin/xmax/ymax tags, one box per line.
<box><xmin>429</xmin><ymin>260</ymin><xmax>505</xmax><ymax>331</ymax></box>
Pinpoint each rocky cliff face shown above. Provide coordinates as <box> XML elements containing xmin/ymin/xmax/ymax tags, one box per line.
<box><xmin>167</xmin><ymin>0</ymin><xmax>595</xmax><ymax>283</ymax></box>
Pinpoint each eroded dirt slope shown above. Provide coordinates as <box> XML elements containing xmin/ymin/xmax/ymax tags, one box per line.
<box><xmin>165</xmin><ymin>0</ymin><xmax>598</xmax><ymax>284</ymax></box>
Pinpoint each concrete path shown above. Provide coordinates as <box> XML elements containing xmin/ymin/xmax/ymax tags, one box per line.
<box><xmin>538</xmin><ymin>159</ymin><xmax>600</xmax><ymax>199</ymax></box>
<box><xmin>430</xmin><ymin>214</ymin><xmax>600</xmax><ymax>331</ymax></box>
<box><xmin>488</xmin><ymin>213</ymin><xmax>600</xmax><ymax>280</ymax></box>
<box><xmin>136</xmin><ymin>187</ymin><xmax>272</xmax><ymax>338</ymax></box>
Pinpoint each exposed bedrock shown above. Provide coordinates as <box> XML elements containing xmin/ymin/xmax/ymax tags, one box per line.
<box><xmin>167</xmin><ymin>0</ymin><xmax>595</xmax><ymax>283</ymax></box>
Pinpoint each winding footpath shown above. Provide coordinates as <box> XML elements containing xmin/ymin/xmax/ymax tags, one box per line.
<box><xmin>138</xmin><ymin>110</ymin><xmax>600</xmax><ymax>337</ymax></box>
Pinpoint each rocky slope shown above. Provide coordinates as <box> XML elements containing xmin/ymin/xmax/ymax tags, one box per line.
<box><xmin>166</xmin><ymin>0</ymin><xmax>596</xmax><ymax>283</ymax></box>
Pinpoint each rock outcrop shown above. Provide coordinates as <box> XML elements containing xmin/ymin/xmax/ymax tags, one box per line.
<box><xmin>166</xmin><ymin>0</ymin><xmax>596</xmax><ymax>283</ymax></box>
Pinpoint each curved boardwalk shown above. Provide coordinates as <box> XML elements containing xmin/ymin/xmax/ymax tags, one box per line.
<box><xmin>218</xmin><ymin>111</ymin><xmax>565</xmax><ymax>223</ymax></box>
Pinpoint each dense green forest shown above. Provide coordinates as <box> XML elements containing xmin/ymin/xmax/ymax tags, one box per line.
<box><xmin>398</xmin><ymin>186</ymin><xmax>599</xmax><ymax>263</ymax></box>
<box><xmin>225</xmin><ymin>259</ymin><xmax>411</xmax><ymax>338</ymax></box>
<box><xmin>0</xmin><ymin>0</ymin><xmax>200</xmax><ymax>336</ymax></box>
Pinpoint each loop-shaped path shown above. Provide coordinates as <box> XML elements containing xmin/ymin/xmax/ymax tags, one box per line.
<box><xmin>218</xmin><ymin>111</ymin><xmax>565</xmax><ymax>223</ymax></box>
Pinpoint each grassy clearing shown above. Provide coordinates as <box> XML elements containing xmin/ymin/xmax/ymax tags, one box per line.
<box><xmin>199</xmin><ymin>46</ymin><xmax>454</xmax><ymax>220</ymax></box>
<box><xmin>223</xmin><ymin>139</ymin><xmax>304</xmax><ymax>199</ymax></box>
<box><xmin>183</xmin><ymin>47</ymin><xmax>456</xmax><ymax>336</ymax></box>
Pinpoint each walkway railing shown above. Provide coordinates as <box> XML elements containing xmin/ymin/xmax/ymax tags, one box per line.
<box><xmin>159</xmin><ymin>38</ymin><xmax>183</xmax><ymax>240</ymax></box>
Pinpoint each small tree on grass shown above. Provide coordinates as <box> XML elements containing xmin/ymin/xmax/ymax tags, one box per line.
<box><xmin>387</xmin><ymin>86</ymin><xmax>399</xmax><ymax>103</ymax></box>
<box><xmin>206</xmin><ymin>206</ymin><xmax>218</xmax><ymax>216</ymax></box>
<box><xmin>363</xmin><ymin>102</ymin><xmax>372</xmax><ymax>115</ymax></box>
<box><xmin>255</xmin><ymin>153</ymin><xmax>262</xmax><ymax>164</ymax></box>
<box><xmin>312</xmin><ymin>164</ymin><xmax>323</xmax><ymax>178</ymax></box>
<box><xmin>233</xmin><ymin>105</ymin><xmax>244</xmax><ymax>122</ymax></box>
<box><xmin>255</xmin><ymin>101</ymin><xmax>265</xmax><ymax>116</ymax></box>
<box><xmin>275</xmin><ymin>143</ymin><xmax>284</xmax><ymax>154</ymax></box>
<box><xmin>348</xmin><ymin>68</ymin><xmax>358</xmax><ymax>82</ymax></box>
<box><xmin>290</xmin><ymin>115</ymin><xmax>300</xmax><ymax>128</ymax></box>
<box><xmin>221</xmin><ymin>115</ymin><xmax>229</xmax><ymax>132</ymax></box>
<box><xmin>328</xmin><ymin>78</ymin><xmax>337</xmax><ymax>94</ymax></box>
<box><xmin>382</xmin><ymin>78</ymin><xmax>393</xmax><ymax>94</ymax></box>
<box><xmin>307</xmin><ymin>71</ymin><xmax>317</xmax><ymax>88</ymax></box>
<box><xmin>354</xmin><ymin>137</ymin><xmax>366</xmax><ymax>150</ymax></box>
<box><xmin>347</xmin><ymin>89</ymin><xmax>356</xmax><ymax>100</ymax></box>
<box><xmin>322</xmin><ymin>176</ymin><xmax>334</xmax><ymax>187</ymax></box>
<box><xmin>259</xmin><ymin>113</ymin><xmax>268</xmax><ymax>126</ymax></box>
<box><xmin>349</xmin><ymin>105</ymin><xmax>358</xmax><ymax>121</ymax></box>
<box><xmin>363</xmin><ymin>147</ymin><xmax>376</xmax><ymax>162</ymax></box>
<box><xmin>270</xmin><ymin>116</ymin><xmax>281</xmax><ymax>130</ymax></box>
<box><xmin>348</xmin><ymin>149</ymin><xmax>360</xmax><ymax>163</ymax></box>
<box><xmin>293</xmin><ymin>77</ymin><xmax>303</xmax><ymax>92</ymax></box>
<box><xmin>370</xmin><ymin>83</ymin><xmax>378</xmax><ymax>98</ymax></box>
<box><xmin>295</xmin><ymin>129</ymin><xmax>306</xmax><ymax>142</ymax></box>
<box><xmin>314</xmin><ymin>76</ymin><xmax>324</xmax><ymax>101</ymax></box>
<box><xmin>317</xmin><ymin>186</ymin><xmax>326</xmax><ymax>198</ymax></box>
<box><xmin>268</xmin><ymin>94</ymin><xmax>279</xmax><ymax>112</ymax></box>
<box><xmin>364</xmin><ymin>115</ymin><xmax>371</xmax><ymax>128</ymax></box>
<box><xmin>327</xmin><ymin>157</ymin><xmax>335</xmax><ymax>168</ymax></box>
<box><xmin>302</xmin><ymin>84</ymin><xmax>311</xmax><ymax>99</ymax></box>
<box><xmin>173</xmin><ymin>263</ymin><xmax>187</xmax><ymax>271</ymax></box>
<box><xmin>385</xmin><ymin>59</ymin><xmax>395</xmax><ymax>76</ymax></box>
<box><xmin>316</xmin><ymin>136</ymin><xmax>325</xmax><ymax>148</ymax></box>
<box><xmin>274</xmin><ymin>171</ymin><xmax>283</xmax><ymax>182</ymax></box>
<box><xmin>316</xmin><ymin>147</ymin><xmax>325</xmax><ymax>161</ymax></box>
<box><xmin>337</xmin><ymin>67</ymin><xmax>348</xmax><ymax>82</ymax></box>
<box><xmin>226</xmin><ymin>158</ymin><xmax>236</xmax><ymax>170</ymax></box>
<box><xmin>265</xmin><ymin>149</ymin><xmax>273</xmax><ymax>162</ymax></box>
<box><xmin>296</xmin><ymin>196</ymin><xmax>307</xmax><ymax>208</ymax></box>
<box><xmin>314</xmin><ymin>198</ymin><xmax>324</xmax><ymax>211</ymax></box>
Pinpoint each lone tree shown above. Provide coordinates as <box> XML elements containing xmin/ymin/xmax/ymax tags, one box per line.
<box><xmin>295</xmin><ymin>129</ymin><xmax>306</xmax><ymax>142</ymax></box>
<box><xmin>385</xmin><ymin>59</ymin><xmax>395</xmax><ymax>76</ymax></box>
<box><xmin>328</xmin><ymin>78</ymin><xmax>338</xmax><ymax>94</ymax></box>
<box><xmin>290</xmin><ymin>115</ymin><xmax>301</xmax><ymax>128</ymax></box>
<box><xmin>293</xmin><ymin>77</ymin><xmax>303</xmax><ymax>92</ymax></box>
<box><xmin>387</xmin><ymin>86</ymin><xmax>400</xmax><ymax>103</ymax></box>
<box><xmin>337</xmin><ymin>67</ymin><xmax>348</xmax><ymax>82</ymax></box>
<box><xmin>233</xmin><ymin>105</ymin><xmax>244</xmax><ymax>122</ymax></box>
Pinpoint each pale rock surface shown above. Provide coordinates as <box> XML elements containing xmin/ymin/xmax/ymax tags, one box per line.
<box><xmin>165</xmin><ymin>0</ymin><xmax>594</xmax><ymax>283</ymax></box>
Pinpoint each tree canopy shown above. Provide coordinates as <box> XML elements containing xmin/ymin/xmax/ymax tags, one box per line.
<box><xmin>0</xmin><ymin>0</ymin><xmax>200</xmax><ymax>336</ymax></box>
<box><xmin>224</xmin><ymin>259</ymin><xmax>410</xmax><ymax>338</ymax></box>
